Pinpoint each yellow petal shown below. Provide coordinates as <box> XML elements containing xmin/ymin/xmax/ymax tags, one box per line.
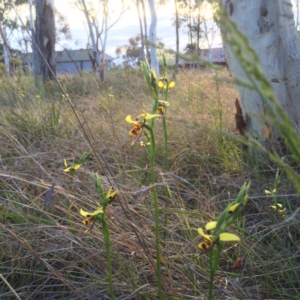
<box><xmin>205</xmin><ymin>221</ymin><xmax>217</xmax><ymax>231</ymax></box>
<box><xmin>64</xmin><ymin>159</ymin><xmax>68</xmax><ymax>167</ymax></box>
<box><xmin>198</xmin><ymin>241</ymin><xmax>212</xmax><ymax>251</ymax></box>
<box><xmin>158</xmin><ymin>81</ymin><xmax>164</xmax><ymax>88</ymax></box>
<box><xmin>197</xmin><ymin>228</ymin><xmax>212</xmax><ymax>241</ymax></box>
<box><xmin>105</xmin><ymin>186</ymin><xmax>112</xmax><ymax>198</ymax></box>
<box><xmin>151</xmin><ymin>69</ymin><xmax>157</xmax><ymax>81</ymax></box>
<box><xmin>272</xmin><ymin>189</ymin><xmax>277</xmax><ymax>193</ymax></box>
<box><xmin>197</xmin><ymin>227</ymin><xmax>205</xmax><ymax>237</ymax></box>
<box><xmin>265</xmin><ymin>190</ymin><xmax>271</xmax><ymax>195</ymax></box>
<box><xmin>169</xmin><ymin>81</ymin><xmax>175</xmax><ymax>88</ymax></box>
<box><xmin>126</xmin><ymin>115</ymin><xmax>139</xmax><ymax>125</ymax></box>
<box><xmin>74</xmin><ymin>164</ymin><xmax>81</xmax><ymax>170</ymax></box>
<box><xmin>109</xmin><ymin>190</ymin><xmax>118</xmax><ymax>199</ymax></box>
<box><xmin>229</xmin><ymin>203</ymin><xmax>239</xmax><ymax>213</ymax></box>
<box><xmin>138</xmin><ymin>113</ymin><xmax>160</xmax><ymax>120</ymax></box>
<box><xmin>64</xmin><ymin>167</ymin><xmax>71</xmax><ymax>173</ymax></box>
<box><xmin>80</xmin><ymin>207</ymin><xmax>103</xmax><ymax>217</ymax></box>
<box><xmin>158</xmin><ymin>100</ymin><xmax>169</xmax><ymax>106</ymax></box>
<box><xmin>219</xmin><ymin>232</ymin><xmax>240</xmax><ymax>242</ymax></box>
<box><xmin>269</xmin><ymin>205</ymin><xmax>277</xmax><ymax>209</ymax></box>
<box><xmin>276</xmin><ymin>203</ymin><xmax>283</xmax><ymax>208</ymax></box>
<box><xmin>106</xmin><ymin>187</ymin><xmax>118</xmax><ymax>200</ymax></box>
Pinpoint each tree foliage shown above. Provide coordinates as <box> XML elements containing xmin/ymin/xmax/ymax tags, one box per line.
<box><xmin>116</xmin><ymin>35</ymin><xmax>164</xmax><ymax>67</ymax></box>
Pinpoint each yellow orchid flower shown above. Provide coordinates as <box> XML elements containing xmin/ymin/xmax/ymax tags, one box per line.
<box><xmin>140</xmin><ymin>141</ymin><xmax>150</xmax><ymax>148</ymax></box>
<box><xmin>265</xmin><ymin>189</ymin><xmax>277</xmax><ymax>195</ymax></box>
<box><xmin>197</xmin><ymin>222</ymin><xmax>240</xmax><ymax>253</ymax></box>
<box><xmin>63</xmin><ymin>159</ymin><xmax>82</xmax><ymax>173</ymax></box>
<box><xmin>157</xmin><ymin>77</ymin><xmax>175</xmax><ymax>91</ymax></box>
<box><xmin>80</xmin><ymin>207</ymin><xmax>104</xmax><ymax>218</ymax></box>
<box><xmin>265</xmin><ymin>189</ymin><xmax>271</xmax><ymax>195</ymax></box>
<box><xmin>80</xmin><ymin>207</ymin><xmax>104</xmax><ymax>233</ymax></box>
<box><xmin>204</xmin><ymin>221</ymin><xmax>240</xmax><ymax>242</ymax></box>
<box><xmin>126</xmin><ymin>113</ymin><xmax>159</xmax><ymax>145</ymax></box>
<box><xmin>269</xmin><ymin>203</ymin><xmax>286</xmax><ymax>218</ymax></box>
<box><xmin>105</xmin><ymin>187</ymin><xmax>118</xmax><ymax>203</ymax></box>
<box><xmin>157</xmin><ymin>100</ymin><xmax>169</xmax><ymax>115</ymax></box>
<box><xmin>197</xmin><ymin>227</ymin><xmax>214</xmax><ymax>252</ymax></box>
<box><xmin>126</xmin><ymin>115</ymin><xmax>144</xmax><ymax>137</ymax></box>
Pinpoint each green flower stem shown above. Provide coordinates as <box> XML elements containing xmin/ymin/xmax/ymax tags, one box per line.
<box><xmin>162</xmin><ymin>112</ymin><xmax>170</xmax><ymax>236</ymax></box>
<box><xmin>102</xmin><ymin>215</ymin><xmax>114</xmax><ymax>300</ymax></box>
<box><xmin>148</xmin><ymin>126</ymin><xmax>163</xmax><ymax>299</ymax></box>
<box><xmin>208</xmin><ymin>243</ymin><xmax>223</xmax><ymax>300</ymax></box>
<box><xmin>162</xmin><ymin>115</ymin><xmax>169</xmax><ymax>171</ymax></box>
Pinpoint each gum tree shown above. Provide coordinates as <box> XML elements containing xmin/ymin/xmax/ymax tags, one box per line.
<box><xmin>0</xmin><ymin>0</ymin><xmax>27</xmax><ymax>75</ymax></box>
<box><xmin>148</xmin><ymin>0</ymin><xmax>159</xmax><ymax>76</ymax></box>
<box><xmin>34</xmin><ymin>0</ymin><xmax>56</xmax><ymax>81</ymax></box>
<box><xmin>221</xmin><ymin>0</ymin><xmax>300</xmax><ymax>145</ymax></box>
<box><xmin>74</xmin><ymin>0</ymin><xmax>127</xmax><ymax>82</ymax></box>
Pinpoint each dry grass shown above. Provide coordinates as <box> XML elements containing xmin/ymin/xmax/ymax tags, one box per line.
<box><xmin>0</xmin><ymin>68</ymin><xmax>299</xmax><ymax>299</ymax></box>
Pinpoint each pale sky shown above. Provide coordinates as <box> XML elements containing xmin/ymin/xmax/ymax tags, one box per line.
<box><xmin>54</xmin><ymin>0</ymin><xmax>222</xmax><ymax>59</ymax></box>
<box><xmin>10</xmin><ymin>0</ymin><xmax>300</xmax><ymax>62</ymax></box>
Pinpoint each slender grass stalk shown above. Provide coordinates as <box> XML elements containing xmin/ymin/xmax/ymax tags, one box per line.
<box><xmin>214</xmin><ymin>71</ymin><xmax>223</xmax><ymax>132</ymax></box>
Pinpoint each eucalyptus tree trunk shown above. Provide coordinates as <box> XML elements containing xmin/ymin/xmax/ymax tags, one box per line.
<box><xmin>34</xmin><ymin>0</ymin><xmax>56</xmax><ymax>82</ymax></box>
<box><xmin>141</xmin><ymin>0</ymin><xmax>150</xmax><ymax>61</ymax></box>
<box><xmin>28</xmin><ymin>0</ymin><xmax>34</xmax><ymax>33</ymax></box>
<box><xmin>221</xmin><ymin>0</ymin><xmax>300</xmax><ymax>144</ymax></box>
<box><xmin>136</xmin><ymin>0</ymin><xmax>145</xmax><ymax>61</ymax></box>
<box><xmin>27</xmin><ymin>0</ymin><xmax>35</xmax><ymax>72</ymax></box>
<box><xmin>147</xmin><ymin>0</ymin><xmax>159</xmax><ymax>76</ymax></box>
<box><xmin>174</xmin><ymin>0</ymin><xmax>179</xmax><ymax>72</ymax></box>
<box><xmin>0</xmin><ymin>21</ymin><xmax>11</xmax><ymax>75</ymax></box>
<box><xmin>297</xmin><ymin>0</ymin><xmax>299</xmax><ymax>29</ymax></box>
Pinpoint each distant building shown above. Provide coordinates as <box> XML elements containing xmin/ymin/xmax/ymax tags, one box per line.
<box><xmin>20</xmin><ymin>49</ymin><xmax>114</xmax><ymax>74</ymax></box>
<box><xmin>199</xmin><ymin>48</ymin><xmax>226</xmax><ymax>65</ymax></box>
<box><xmin>178</xmin><ymin>47</ymin><xmax>226</xmax><ymax>68</ymax></box>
